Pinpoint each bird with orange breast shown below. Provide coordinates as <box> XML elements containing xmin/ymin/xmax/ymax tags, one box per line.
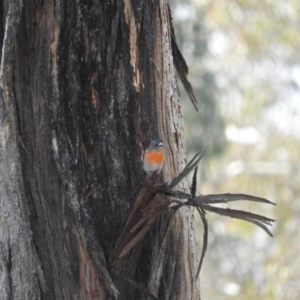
<box><xmin>143</xmin><ymin>138</ymin><xmax>165</xmax><ymax>180</ymax></box>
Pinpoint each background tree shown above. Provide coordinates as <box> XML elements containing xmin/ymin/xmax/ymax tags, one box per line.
<box><xmin>0</xmin><ymin>1</ymin><xmax>200</xmax><ymax>299</ymax></box>
<box><xmin>170</xmin><ymin>0</ymin><xmax>300</xmax><ymax>299</ymax></box>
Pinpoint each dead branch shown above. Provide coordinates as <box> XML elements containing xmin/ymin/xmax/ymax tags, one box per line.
<box><xmin>114</xmin><ymin>151</ymin><xmax>276</xmax><ymax>281</ymax></box>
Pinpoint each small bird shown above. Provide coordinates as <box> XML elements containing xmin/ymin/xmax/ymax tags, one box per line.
<box><xmin>143</xmin><ymin>138</ymin><xmax>165</xmax><ymax>179</ymax></box>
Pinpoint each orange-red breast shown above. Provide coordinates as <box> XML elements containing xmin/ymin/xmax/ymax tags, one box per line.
<box><xmin>143</xmin><ymin>138</ymin><xmax>165</xmax><ymax>179</ymax></box>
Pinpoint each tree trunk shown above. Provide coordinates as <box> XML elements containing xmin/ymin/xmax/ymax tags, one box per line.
<box><xmin>0</xmin><ymin>1</ymin><xmax>200</xmax><ymax>299</ymax></box>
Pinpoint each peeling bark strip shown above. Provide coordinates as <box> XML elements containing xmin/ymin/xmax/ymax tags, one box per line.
<box><xmin>169</xmin><ymin>7</ymin><xmax>198</xmax><ymax>112</ymax></box>
<box><xmin>0</xmin><ymin>0</ymin><xmax>201</xmax><ymax>299</ymax></box>
<box><xmin>124</xmin><ymin>0</ymin><xmax>141</xmax><ymax>91</ymax></box>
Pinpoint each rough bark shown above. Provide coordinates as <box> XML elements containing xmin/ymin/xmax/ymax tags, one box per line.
<box><xmin>0</xmin><ymin>1</ymin><xmax>200</xmax><ymax>299</ymax></box>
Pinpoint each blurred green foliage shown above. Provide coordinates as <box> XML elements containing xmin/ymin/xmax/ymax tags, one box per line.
<box><xmin>170</xmin><ymin>0</ymin><xmax>300</xmax><ymax>299</ymax></box>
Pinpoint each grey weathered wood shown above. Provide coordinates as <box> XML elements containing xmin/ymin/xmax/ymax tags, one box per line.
<box><xmin>0</xmin><ymin>1</ymin><xmax>200</xmax><ymax>299</ymax></box>
<box><xmin>0</xmin><ymin>1</ymin><xmax>44</xmax><ymax>300</ymax></box>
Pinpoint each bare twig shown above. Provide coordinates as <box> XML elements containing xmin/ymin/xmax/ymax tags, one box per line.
<box><xmin>191</xmin><ymin>193</ymin><xmax>276</xmax><ymax>206</ymax></box>
<box><xmin>114</xmin><ymin>150</ymin><xmax>276</xmax><ymax>285</ymax></box>
<box><xmin>196</xmin><ymin>204</ymin><xmax>275</xmax><ymax>237</ymax></box>
<box><xmin>195</xmin><ymin>206</ymin><xmax>208</xmax><ymax>279</ymax></box>
<box><xmin>169</xmin><ymin>151</ymin><xmax>205</xmax><ymax>190</ymax></box>
<box><xmin>191</xmin><ymin>166</ymin><xmax>198</xmax><ymax>197</ymax></box>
